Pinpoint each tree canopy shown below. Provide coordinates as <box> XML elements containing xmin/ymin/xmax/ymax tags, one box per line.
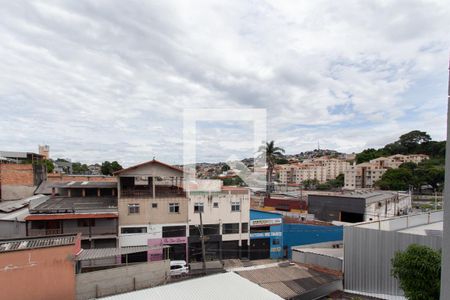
<box><xmin>355</xmin><ymin>130</ymin><xmax>445</xmax><ymax>164</ymax></box>
<box><xmin>391</xmin><ymin>244</ymin><xmax>441</xmax><ymax>300</ymax></box>
<box><xmin>101</xmin><ymin>161</ymin><xmax>123</xmax><ymax>176</ymax></box>
<box><xmin>376</xmin><ymin>160</ymin><xmax>445</xmax><ymax>192</ymax></box>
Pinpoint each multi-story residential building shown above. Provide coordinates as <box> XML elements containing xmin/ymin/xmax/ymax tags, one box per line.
<box><xmin>188</xmin><ymin>181</ymin><xmax>250</xmax><ymax>261</ymax></box>
<box><xmin>115</xmin><ymin>159</ymin><xmax>250</xmax><ymax>263</ymax></box>
<box><xmin>278</xmin><ymin>157</ymin><xmax>349</xmax><ymax>185</ymax></box>
<box><xmin>115</xmin><ymin>159</ymin><xmax>187</xmax><ymax>262</ymax></box>
<box><xmin>344</xmin><ymin>154</ymin><xmax>429</xmax><ymax>190</ymax></box>
<box><xmin>25</xmin><ymin>181</ymin><xmax>118</xmax><ymax>249</ymax></box>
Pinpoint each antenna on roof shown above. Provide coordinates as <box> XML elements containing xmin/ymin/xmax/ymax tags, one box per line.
<box><xmin>153</xmin><ymin>156</ymin><xmax>156</xmax><ymax>160</ymax></box>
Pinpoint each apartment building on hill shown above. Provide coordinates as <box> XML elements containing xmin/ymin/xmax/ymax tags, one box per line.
<box><xmin>277</xmin><ymin>157</ymin><xmax>349</xmax><ymax>185</ymax></box>
<box><xmin>344</xmin><ymin>154</ymin><xmax>429</xmax><ymax>190</ymax></box>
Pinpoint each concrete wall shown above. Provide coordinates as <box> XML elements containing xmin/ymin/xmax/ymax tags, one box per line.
<box><xmin>0</xmin><ymin>245</ymin><xmax>76</xmax><ymax>300</ymax></box>
<box><xmin>75</xmin><ymin>260</ymin><xmax>169</xmax><ymax>300</ymax></box>
<box><xmin>119</xmin><ymin>196</ymin><xmax>188</xmax><ymax>225</ymax></box>
<box><xmin>0</xmin><ymin>220</ymin><xmax>26</xmax><ymax>238</ymax></box>
<box><xmin>292</xmin><ymin>249</ymin><xmax>342</xmax><ymax>272</ymax></box>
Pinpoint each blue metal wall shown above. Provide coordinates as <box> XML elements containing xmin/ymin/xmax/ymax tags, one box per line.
<box><xmin>250</xmin><ymin>210</ymin><xmax>283</xmax><ymax>259</ymax></box>
<box><xmin>283</xmin><ymin>223</ymin><xmax>343</xmax><ymax>258</ymax></box>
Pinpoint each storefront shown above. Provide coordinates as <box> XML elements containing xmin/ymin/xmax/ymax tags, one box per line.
<box><xmin>249</xmin><ymin>209</ymin><xmax>283</xmax><ymax>260</ymax></box>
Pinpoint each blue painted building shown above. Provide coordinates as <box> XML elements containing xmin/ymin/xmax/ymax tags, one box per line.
<box><xmin>283</xmin><ymin>223</ymin><xmax>343</xmax><ymax>257</ymax></box>
<box><xmin>249</xmin><ymin>209</ymin><xmax>283</xmax><ymax>259</ymax></box>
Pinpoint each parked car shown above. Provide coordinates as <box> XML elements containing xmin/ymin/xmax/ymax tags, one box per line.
<box><xmin>169</xmin><ymin>260</ymin><xmax>189</xmax><ymax>276</ymax></box>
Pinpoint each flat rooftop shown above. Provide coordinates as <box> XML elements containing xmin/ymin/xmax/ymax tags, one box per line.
<box><xmin>29</xmin><ymin>196</ymin><xmax>117</xmax><ymax>214</ymax></box>
<box><xmin>309</xmin><ymin>191</ymin><xmax>409</xmax><ymax>204</ymax></box>
<box><xmin>354</xmin><ymin>210</ymin><xmax>443</xmax><ymax>235</ymax></box>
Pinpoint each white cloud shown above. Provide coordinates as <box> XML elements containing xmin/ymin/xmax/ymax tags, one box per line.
<box><xmin>0</xmin><ymin>0</ymin><xmax>448</xmax><ymax>165</ymax></box>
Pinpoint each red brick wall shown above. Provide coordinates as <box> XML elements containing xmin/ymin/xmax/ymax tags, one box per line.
<box><xmin>0</xmin><ymin>164</ymin><xmax>34</xmax><ymax>186</ymax></box>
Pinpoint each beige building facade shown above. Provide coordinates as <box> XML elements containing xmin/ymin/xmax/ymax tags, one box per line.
<box><xmin>278</xmin><ymin>157</ymin><xmax>349</xmax><ymax>185</ymax></box>
<box><xmin>344</xmin><ymin>154</ymin><xmax>429</xmax><ymax>190</ymax></box>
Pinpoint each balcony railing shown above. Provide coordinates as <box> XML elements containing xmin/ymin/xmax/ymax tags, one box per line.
<box><xmin>121</xmin><ymin>187</ymin><xmax>186</xmax><ymax>198</ymax></box>
<box><xmin>28</xmin><ymin>227</ymin><xmax>117</xmax><ymax>237</ymax></box>
<box><xmin>28</xmin><ymin>228</ymin><xmax>62</xmax><ymax>236</ymax></box>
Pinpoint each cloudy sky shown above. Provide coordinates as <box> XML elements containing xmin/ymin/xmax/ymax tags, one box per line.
<box><xmin>1</xmin><ymin>1</ymin><xmax>449</xmax><ymax>166</ymax></box>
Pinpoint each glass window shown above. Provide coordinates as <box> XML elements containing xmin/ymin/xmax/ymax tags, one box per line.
<box><xmin>128</xmin><ymin>204</ymin><xmax>140</xmax><ymax>214</ymax></box>
<box><xmin>121</xmin><ymin>227</ymin><xmax>147</xmax><ymax>234</ymax></box>
<box><xmin>169</xmin><ymin>203</ymin><xmax>180</xmax><ymax>213</ymax></box>
<box><xmin>231</xmin><ymin>201</ymin><xmax>240</xmax><ymax>212</ymax></box>
<box><xmin>222</xmin><ymin>223</ymin><xmax>239</xmax><ymax>234</ymax></box>
<box><xmin>273</xmin><ymin>238</ymin><xmax>280</xmax><ymax>245</ymax></box>
<box><xmin>213</xmin><ymin>202</ymin><xmax>219</xmax><ymax>208</ymax></box>
<box><xmin>152</xmin><ymin>203</ymin><xmax>157</xmax><ymax>208</ymax></box>
<box><xmin>163</xmin><ymin>226</ymin><xmax>186</xmax><ymax>238</ymax></box>
<box><xmin>194</xmin><ymin>202</ymin><xmax>204</xmax><ymax>213</ymax></box>
<box><xmin>241</xmin><ymin>223</ymin><xmax>248</xmax><ymax>233</ymax></box>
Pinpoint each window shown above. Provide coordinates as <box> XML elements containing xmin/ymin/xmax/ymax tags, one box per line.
<box><xmin>194</xmin><ymin>202</ymin><xmax>204</xmax><ymax>213</ymax></box>
<box><xmin>189</xmin><ymin>224</ymin><xmax>220</xmax><ymax>236</ymax></box>
<box><xmin>169</xmin><ymin>203</ymin><xmax>180</xmax><ymax>213</ymax></box>
<box><xmin>241</xmin><ymin>223</ymin><xmax>248</xmax><ymax>233</ymax></box>
<box><xmin>152</xmin><ymin>203</ymin><xmax>157</xmax><ymax>208</ymax></box>
<box><xmin>121</xmin><ymin>227</ymin><xmax>147</xmax><ymax>234</ymax></box>
<box><xmin>128</xmin><ymin>204</ymin><xmax>140</xmax><ymax>214</ymax></box>
<box><xmin>250</xmin><ymin>226</ymin><xmax>270</xmax><ymax>233</ymax></box>
<box><xmin>222</xmin><ymin>223</ymin><xmax>239</xmax><ymax>234</ymax></box>
<box><xmin>163</xmin><ymin>226</ymin><xmax>186</xmax><ymax>238</ymax></box>
<box><xmin>213</xmin><ymin>202</ymin><xmax>219</xmax><ymax>208</ymax></box>
<box><xmin>273</xmin><ymin>238</ymin><xmax>280</xmax><ymax>245</ymax></box>
<box><xmin>30</xmin><ymin>221</ymin><xmax>45</xmax><ymax>229</ymax></box>
<box><xmin>231</xmin><ymin>201</ymin><xmax>240</xmax><ymax>212</ymax></box>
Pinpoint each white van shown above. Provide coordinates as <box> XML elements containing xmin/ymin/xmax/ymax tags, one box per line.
<box><xmin>169</xmin><ymin>260</ymin><xmax>189</xmax><ymax>276</ymax></box>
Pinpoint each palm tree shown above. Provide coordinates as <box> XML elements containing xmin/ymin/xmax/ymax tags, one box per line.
<box><xmin>258</xmin><ymin>141</ymin><xmax>285</xmax><ymax>196</ymax></box>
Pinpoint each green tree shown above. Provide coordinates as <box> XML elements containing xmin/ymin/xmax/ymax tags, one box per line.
<box><xmin>44</xmin><ymin>160</ymin><xmax>54</xmax><ymax>173</ymax></box>
<box><xmin>101</xmin><ymin>161</ymin><xmax>123</xmax><ymax>175</ymax></box>
<box><xmin>302</xmin><ymin>179</ymin><xmax>320</xmax><ymax>190</ymax></box>
<box><xmin>258</xmin><ymin>141</ymin><xmax>285</xmax><ymax>195</ymax></box>
<box><xmin>72</xmin><ymin>162</ymin><xmax>89</xmax><ymax>174</ymax></box>
<box><xmin>375</xmin><ymin>168</ymin><xmax>414</xmax><ymax>190</ymax></box>
<box><xmin>398</xmin><ymin>130</ymin><xmax>431</xmax><ymax>152</ymax></box>
<box><xmin>355</xmin><ymin>148</ymin><xmax>385</xmax><ymax>164</ymax></box>
<box><xmin>391</xmin><ymin>244</ymin><xmax>441</xmax><ymax>300</ymax></box>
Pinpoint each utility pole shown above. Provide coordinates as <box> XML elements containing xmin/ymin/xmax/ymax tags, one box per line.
<box><xmin>199</xmin><ymin>210</ymin><xmax>207</xmax><ymax>275</ymax></box>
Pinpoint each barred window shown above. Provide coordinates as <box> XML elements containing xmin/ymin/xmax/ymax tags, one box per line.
<box><xmin>128</xmin><ymin>204</ymin><xmax>140</xmax><ymax>214</ymax></box>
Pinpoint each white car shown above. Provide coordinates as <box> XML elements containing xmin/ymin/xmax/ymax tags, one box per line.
<box><xmin>169</xmin><ymin>260</ymin><xmax>189</xmax><ymax>276</ymax></box>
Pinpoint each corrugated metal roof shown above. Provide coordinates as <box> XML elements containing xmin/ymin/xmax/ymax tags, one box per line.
<box><xmin>0</xmin><ymin>234</ymin><xmax>77</xmax><ymax>252</ymax></box>
<box><xmin>237</xmin><ymin>264</ymin><xmax>341</xmax><ymax>299</ymax></box>
<box><xmin>76</xmin><ymin>246</ymin><xmax>168</xmax><ymax>260</ymax></box>
<box><xmin>100</xmin><ymin>272</ymin><xmax>283</xmax><ymax>300</ymax></box>
<box><xmin>50</xmin><ymin>181</ymin><xmax>117</xmax><ymax>188</ymax></box>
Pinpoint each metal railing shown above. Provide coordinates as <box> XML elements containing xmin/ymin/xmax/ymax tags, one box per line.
<box><xmin>121</xmin><ymin>189</ymin><xmax>186</xmax><ymax>198</ymax></box>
